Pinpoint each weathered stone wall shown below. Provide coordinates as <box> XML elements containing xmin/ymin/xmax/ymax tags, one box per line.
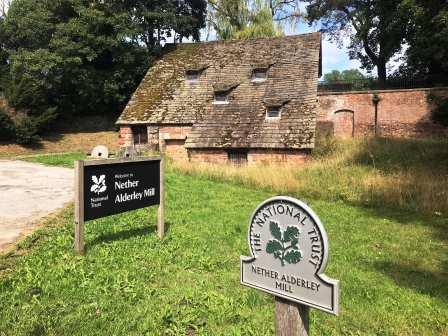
<box><xmin>318</xmin><ymin>87</ymin><xmax>448</xmax><ymax>138</ymax></box>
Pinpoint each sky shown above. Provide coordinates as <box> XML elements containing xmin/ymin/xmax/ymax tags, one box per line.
<box><xmin>285</xmin><ymin>20</ymin><xmax>363</xmax><ymax>75</ymax></box>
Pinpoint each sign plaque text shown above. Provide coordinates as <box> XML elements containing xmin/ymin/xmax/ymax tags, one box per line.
<box><xmin>74</xmin><ymin>157</ymin><xmax>164</xmax><ymax>254</ymax></box>
<box><xmin>241</xmin><ymin>196</ymin><xmax>339</xmax><ymax>315</ymax></box>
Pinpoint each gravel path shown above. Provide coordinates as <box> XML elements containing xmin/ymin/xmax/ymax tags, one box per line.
<box><xmin>0</xmin><ymin>160</ymin><xmax>73</xmax><ymax>252</ymax></box>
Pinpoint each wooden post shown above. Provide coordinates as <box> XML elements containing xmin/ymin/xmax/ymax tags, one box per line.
<box><xmin>157</xmin><ymin>158</ymin><xmax>165</xmax><ymax>239</ymax></box>
<box><xmin>74</xmin><ymin>161</ymin><xmax>85</xmax><ymax>254</ymax></box>
<box><xmin>275</xmin><ymin>297</ymin><xmax>310</xmax><ymax>336</ymax></box>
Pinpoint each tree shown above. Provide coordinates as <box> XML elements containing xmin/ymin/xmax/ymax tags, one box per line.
<box><xmin>207</xmin><ymin>0</ymin><xmax>250</xmax><ymax>39</ymax></box>
<box><xmin>323</xmin><ymin>69</ymin><xmax>366</xmax><ymax>82</ymax></box>
<box><xmin>1</xmin><ymin>0</ymin><xmax>207</xmax><ymax>116</ymax></box>
<box><xmin>305</xmin><ymin>0</ymin><xmax>409</xmax><ymax>83</ymax></box>
<box><xmin>207</xmin><ymin>0</ymin><xmax>303</xmax><ymax>40</ymax></box>
<box><xmin>399</xmin><ymin>0</ymin><xmax>448</xmax><ymax>83</ymax></box>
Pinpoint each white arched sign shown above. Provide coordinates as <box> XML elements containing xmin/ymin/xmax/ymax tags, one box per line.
<box><xmin>240</xmin><ymin>196</ymin><xmax>340</xmax><ymax>315</ymax></box>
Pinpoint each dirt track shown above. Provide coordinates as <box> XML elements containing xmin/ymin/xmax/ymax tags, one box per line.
<box><xmin>0</xmin><ymin>160</ymin><xmax>73</xmax><ymax>252</ymax></box>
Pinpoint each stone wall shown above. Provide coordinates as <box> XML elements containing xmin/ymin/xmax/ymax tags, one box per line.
<box><xmin>317</xmin><ymin>87</ymin><xmax>448</xmax><ymax>138</ymax></box>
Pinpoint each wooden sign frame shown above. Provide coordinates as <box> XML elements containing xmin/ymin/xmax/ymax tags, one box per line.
<box><xmin>74</xmin><ymin>157</ymin><xmax>164</xmax><ymax>254</ymax></box>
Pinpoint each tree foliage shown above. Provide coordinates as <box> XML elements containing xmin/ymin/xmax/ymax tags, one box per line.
<box><xmin>304</xmin><ymin>0</ymin><xmax>409</xmax><ymax>82</ymax></box>
<box><xmin>398</xmin><ymin>0</ymin><xmax>448</xmax><ymax>82</ymax></box>
<box><xmin>323</xmin><ymin>69</ymin><xmax>366</xmax><ymax>82</ymax></box>
<box><xmin>207</xmin><ymin>0</ymin><xmax>303</xmax><ymax>40</ymax></box>
<box><xmin>0</xmin><ymin>107</ymin><xmax>15</xmax><ymax>141</ymax></box>
<box><xmin>0</xmin><ymin>0</ymin><xmax>206</xmax><ymax>142</ymax></box>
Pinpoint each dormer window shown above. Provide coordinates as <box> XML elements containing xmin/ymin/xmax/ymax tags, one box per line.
<box><xmin>212</xmin><ymin>83</ymin><xmax>239</xmax><ymax>105</ymax></box>
<box><xmin>213</xmin><ymin>91</ymin><xmax>229</xmax><ymax>104</ymax></box>
<box><xmin>185</xmin><ymin>69</ymin><xmax>202</xmax><ymax>83</ymax></box>
<box><xmin>251</xmin><ymin>68</ymin><xmax>268</xmax><ymax>82</ymax></box>
<box><xmin>266</xmin><ymin>106</ymin><xmax>281</xmax><ymax>119</ymax></box>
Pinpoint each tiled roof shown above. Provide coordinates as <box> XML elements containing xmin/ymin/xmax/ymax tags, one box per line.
<box><xmin>117</xmin><ymin>33</ymin><xmax>321</xmax><ymax>149</ymax></box>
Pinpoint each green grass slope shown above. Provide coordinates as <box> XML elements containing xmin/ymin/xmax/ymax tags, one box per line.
<box><xmin>0</xmin><ymin>163</ymin><xmax>447</xmax><ymax>335</ymax></box>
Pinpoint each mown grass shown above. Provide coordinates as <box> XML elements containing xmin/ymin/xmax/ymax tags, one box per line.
<box><xmin>173</xmin><ymin>137</ymin><xmax>448</xmax><ymax>216</ymax></box>
<box><xmin>0</xmin><ymin>153</ymin><xmax>447</xmax><ymax>335</ymax></box>
<box><xmin>0</xmin><ymin>131</ymin><xmax>118</xmax><ymax>158</ymax></box>
<box><xmin>20</xmin><ymin>152</ymin><xmax>87</xmax><ymax>168</ymax></box>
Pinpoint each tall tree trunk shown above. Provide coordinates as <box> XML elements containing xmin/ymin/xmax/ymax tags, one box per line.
<box><xmin>377</xmin><ymin>61</ymin><xmax>387</xmax><ymax>86</ymax></box>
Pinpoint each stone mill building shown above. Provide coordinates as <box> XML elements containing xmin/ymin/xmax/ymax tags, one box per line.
<box><xmin>116</xmin><ymin>33</ymin><xmax>322</xmax><ymax>164</ymax></box>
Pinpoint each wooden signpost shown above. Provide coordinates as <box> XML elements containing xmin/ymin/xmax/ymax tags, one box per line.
<box><xmin>74</xmin><ymin>157</ymin><xmax>164</xmax><ymax>254</ymax></box>
<box><xmin>241</xmin><ymin>196</ymin><xmax>339</xmax><ymax>335</ymax></box>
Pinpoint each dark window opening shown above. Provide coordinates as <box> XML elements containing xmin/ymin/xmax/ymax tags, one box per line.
<box><xmin>132</xmin><ymin>126</ymin><xmax>148</xmax><ymax>144</ymax></box>
<box><xmin>266</xmin><ymin>106</ymin><xmax>281</xmax><ymax>119</ymax></box>
<box><xmin>214</xmin><ymin>91</ymin><xmax>229</xmax><ymax>104</ymax></box>
<box><xmin>251</xmin><ymin>68</ymin><xmax>268</xmax><ymax>82</ymax></box>
<box><xmin>186</xmin><ymin>69</ymin><xmax>202</xmax><ymax>83</ymax></box>
<box><xmin>228</xmin><ymin>150</ymin><xmax>248</xmax><ymax>166</ymax></box>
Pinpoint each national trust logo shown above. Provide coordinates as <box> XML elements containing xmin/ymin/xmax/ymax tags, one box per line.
<box><xmin>91</xmin><ymin>175</ymin><xmax>107</xmax><ymax>194</ymax></box>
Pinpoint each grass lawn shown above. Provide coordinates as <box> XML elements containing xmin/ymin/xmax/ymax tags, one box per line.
<box><xmin>20</xmin><ymin>152</ymin><xmax>87</xmax><ymax>168</ymax></box>
<box><xmin>0</xmin><ymin>153</ymin><xmax>447</xmax><ymax>335</ymax></box>
<box><xmin>0</xmin><ymin>132</ymin><xmax>118</xmax><ymax>158</ymax></box>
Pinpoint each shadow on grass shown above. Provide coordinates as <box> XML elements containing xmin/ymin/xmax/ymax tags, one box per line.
<box><xmin>358</xmin><ymin>205</ymin><xmax>448</xmax><ymax>244</ymax></box>
<box><xmin>350</xmin><ymin>137</ymin><xmax>448</xmax><ymax>173</ymax></box>
<box><xmin>88</xmin><ymin>222</ymin><xmax>172</xmax><ymax>249</ymax></box>
<box><xmin>374</xmin><ymin>260</ymin><xmax>448</xmax><ymax>302</ymax></box>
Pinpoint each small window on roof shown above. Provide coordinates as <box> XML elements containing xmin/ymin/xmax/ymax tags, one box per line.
<box><xmin>185</xmin><ymin>69</ymin><xmax>201</xmax><ymax>83</ymax></box>
<box><xmin>251</xmin><ymin>68</ymin><xmax>268</xmax><ymax>82</ymax></box>
<box><xmin>213</xmin><ymin>91</ymin><xmax>229</xmax><ymax>104</ymax></box>
<box><xmin>266</xmin><ymin>106</ymin><xmax>281</xmax><ymax>119</ymax></box>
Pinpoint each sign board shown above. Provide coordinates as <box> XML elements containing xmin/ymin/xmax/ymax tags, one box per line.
<box><xmin>241</xmin><ymin>196</ymin><xmax>339</xmax><ymax>315</ymax></box>
<box><xmin>74</xmin><ymin>157</ymin><xmax>164</xmax><ymax>253</ymax></box>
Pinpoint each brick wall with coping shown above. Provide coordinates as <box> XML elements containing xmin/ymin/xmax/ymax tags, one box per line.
<box><xmin>318</xmin><ymin>87</ymin><xmax>448</xmax><ymax>138</ymax></box>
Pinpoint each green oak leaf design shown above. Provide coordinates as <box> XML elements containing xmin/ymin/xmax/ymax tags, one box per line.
<box><xmin>266</xmin><ymin>221</ymin><xmax>302</xmax><ymax>266</ymax></box>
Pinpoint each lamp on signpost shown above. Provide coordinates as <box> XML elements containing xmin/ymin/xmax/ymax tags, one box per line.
<box><xmin>372</xmin><ymin>94</ymin><xmax>381</xmax><ymax>137</ymax></box>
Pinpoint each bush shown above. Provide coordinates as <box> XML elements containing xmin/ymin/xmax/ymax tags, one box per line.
<box><xmin>432</xmin><ymin>97</ymin><xmax>448</xmax><ymax>126</ymax></box>
<box><xmin>15</xmin><ymin>117</ymin><xmax>40</xmax><ymax>144</ymax></box>
<box><xmin>0</xmin><ymin>108</ymin><xmax>15</xmax><ymax>141</ymax></box>
<box><xmin>14</xmin><ymin>107</ymin><xmax>58</xmax><ymax>144</ymax></box>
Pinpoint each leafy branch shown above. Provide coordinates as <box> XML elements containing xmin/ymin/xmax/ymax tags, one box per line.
<box><xmin>266</xmin><ymin>221</ymin><xmax>302</xmax><ymax>266</ymax></box>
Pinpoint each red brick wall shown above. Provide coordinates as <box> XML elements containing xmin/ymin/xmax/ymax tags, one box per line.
<box><xmin>165</xmin><ymin>139</ymin><xmax>189</xmax><ymax>161</ymax></box>
<box><xmin>188</xmin><ymin>149</ymin><xmax>310</xmax><ymax>165</ymax></box>
<box><xmin>248</xmin><ymin>149</ymin><xmax>310</xmax><ymax>165</ymax></box>
<box><xmin>318</xmin><ymin>88</ymin><xmax>448</xmax><ymax>138</ymax></box>
<box><xmin>119</xmin><ymin>125</ymin><xmax>192</xmax><ymax>159</ymax></box>
<box><xmin>118</xmin><ymin>126</ymin><xmax>133</xmax><ymax>146</ymax></box>
<box><xmin>188</xmin><ymin>149</ymin><xmax>229</xmax><ymax>164</ymax></box>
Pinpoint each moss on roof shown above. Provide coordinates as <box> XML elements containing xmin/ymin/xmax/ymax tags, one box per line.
<box><xmin>117</xmin><ymin>33</ymin><xmax>322</xmax><ymax>149</ymax></box>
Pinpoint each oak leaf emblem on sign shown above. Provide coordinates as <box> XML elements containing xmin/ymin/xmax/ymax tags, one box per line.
<box><xmin>91</xmin><ymin>175</ymin><xmax>107</xmax><ymax>194</ymax></box>
<box><xmin>266</xmin><ymin>221</ymin><xmax>302</xmax><ymax>266</ymax></box>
